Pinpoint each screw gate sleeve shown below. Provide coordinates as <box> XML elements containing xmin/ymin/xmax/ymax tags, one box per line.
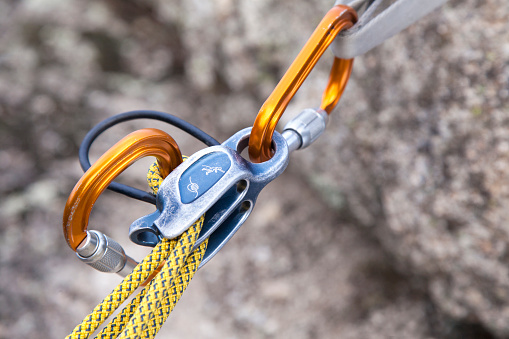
<box><xmin>77</xmin><ymin>230</ymin><xmax>128</xmax><ymax>274</ymax></box>
<box><xmin>283</xmin><ymin>108</ymin><xmax>329</xmax><ymax>151</ymax></box>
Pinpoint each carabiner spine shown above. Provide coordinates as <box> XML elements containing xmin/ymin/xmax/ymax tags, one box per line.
<box><xmin>248</xmin><ymin>5</ymin><xmax>357</xmax><ymax>163</ymax></box>
<box><xmin>63</xmin><ymin>128</ymin><xmax>183</xmax><ymax>251</ymax></box>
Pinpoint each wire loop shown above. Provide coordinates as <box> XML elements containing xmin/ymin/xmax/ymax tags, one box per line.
<box><xmin>79</xmin><ymin>110</ymin><xmax>220</xmax><ymax>204</ymax></box>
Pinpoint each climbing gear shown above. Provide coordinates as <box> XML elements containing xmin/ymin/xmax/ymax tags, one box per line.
<box><xmin>64</xmin><ymin>5</ymin><xmax>358</xmax><ymax>337</ymax></box>
<box><xmin>62</xmin><ymin>1</ymin><xmax>449</xmax><ymax>337</ymax></box>
<box><xmin>130</xmin><ymin>107</ymin><xmax>328</xmax><ymax>266</ymax></box>
<box><xmin>65</xmin><ymin>131</ymin><xmax>209</xmax><ymax>338</ymax></box>
<box><xmin>66</xmin><ymin>201</ymin><xmax>207</xmax><ymax>339</ymax></box>
<box><xmin>63</xmin><ymin>128</ymin><xmax>182</xmax><ymax>274</ymax></box>
<box><xmin>130</xmin><ymin>127</ymin><xmax>289</xmax><ymax>266</ymax></box>
<box><xmin>332</xmin><ymin>0</ymin><xmax>449</xmax><ymax>58</ymax></box>
<box><xmin>248</xmin><ymin>5</ymin><xmax>357</xmax><ymax>163</ymax></box>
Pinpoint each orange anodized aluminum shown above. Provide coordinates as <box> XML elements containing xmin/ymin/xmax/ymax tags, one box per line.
<box><xmin>63</xmin><ymin>128</ymin><xmax>183</xmax><ymax>251</ymax></box>
<box><xmin>248</xmin><ymin>5</ymin><xmax>357</xmax><ymax>163</ymax></box>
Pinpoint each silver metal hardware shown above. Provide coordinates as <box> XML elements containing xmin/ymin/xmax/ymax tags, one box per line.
<box><xmin>282</xmin><ymin>108</ymin><xmax>329</xmax><ymax>152</ymax></box>
<box><xmin>282</xmin><ymin>129</ymin><xmax>301</xmax><ymax>153</ymax></box>
<box><xmin>76</xmin><ymin>230</ymin><xmax>137</xmax><ymax>276</ymax></box>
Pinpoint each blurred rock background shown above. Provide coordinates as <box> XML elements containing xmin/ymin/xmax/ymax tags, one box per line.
<box><xmin>0</xmin><ymin>0</ymin><xmax>507</xmax><ymax>338</ymax></box>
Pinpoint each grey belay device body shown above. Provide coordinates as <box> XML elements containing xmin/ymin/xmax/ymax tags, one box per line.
<box><xmin>129</xmin><ymin>128</ymin><xmax>289</xmax><ymax>267</ymax></box>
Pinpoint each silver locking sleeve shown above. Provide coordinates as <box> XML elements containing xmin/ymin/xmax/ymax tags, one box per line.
<box><xmin>76</xmin><ymin>230</ymin><xmax>137</xmax><ymax>277</ymax></box>
<box><xmin>282</xmin><ymin>108</ymin><xmax>329</xmax><ymax>153</ymax></box>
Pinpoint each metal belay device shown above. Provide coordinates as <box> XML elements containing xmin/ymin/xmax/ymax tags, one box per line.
<box><xmin>129</xmin><ymin>128</ymin><xmax>289</xmax><ymax>267</ymax></box>
<box><xmin>129</xmin><ymin>108</ymin><xmax>331</xmax><ymax>267</ymax></box>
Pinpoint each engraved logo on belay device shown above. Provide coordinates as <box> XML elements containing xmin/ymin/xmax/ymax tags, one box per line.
<box><xmin>201</xmin><ymin>165</ymin><xmax>225</xmax><ymax>175</ymax></box>
<box><xmin>187</xmin><ymin>177</ymin><xmax>200</xmax><ymax>197</ymax></box>
<box><xmin>178</xmin><ymin>152</ymin><xmax>232</xmax><ymax>204</ymax></box>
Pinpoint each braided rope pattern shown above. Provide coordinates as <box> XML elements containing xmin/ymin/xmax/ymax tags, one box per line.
<box><xmin>97</xmin><ymin>281</ymin><xmax>149</xmax><ymax>337</ymax></box>
<box><xmin>66</xmin><ymin>238</ymin><xmax>175</xmax><ymax>339</ymax></box>
<box><xmin>119</xmin><ymin>238</ymin><xmax>207</xmax><ymax>338</ymax></box>
<box><xmin>67</xmin><ymin>159</ymin><xmax>208</xmax><ymax>339</ymax></box>
<box><xmin>146</xmin><ymin>162</ymin><xmax>163</xmax><ymax>195</ymax></box>
<box><xmin>147</xmin><ymin>156</ymin><xmax>188</xmax><ymax>195</ymax></box>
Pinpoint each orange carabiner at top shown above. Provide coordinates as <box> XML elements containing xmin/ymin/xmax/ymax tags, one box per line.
<box><xmin>248</xmin><ymin>5</ymin><xmax>357</xmax><ymax>163</ymax></box>
<box><xmin>63</xmin><ymin>128</ymin><xmax>183</xmax><ymax>251</ymax></box>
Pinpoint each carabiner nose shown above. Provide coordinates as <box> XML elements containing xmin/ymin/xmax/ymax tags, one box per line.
<box><xmin>248</xmin><ymin>5</ymin><xmax>357</xmax><ymax>163</ymax></box>
<box><xmin>62</xmin><ymin>128</ymin><xmax>182</xmax><ymax>275</ymax></box>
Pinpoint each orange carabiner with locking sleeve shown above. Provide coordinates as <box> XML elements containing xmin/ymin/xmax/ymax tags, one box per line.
<box><xmin>248</xmin><ymin>5</ymin><xmax>357</xmax><ymax>163</ymax></box>
<box><xmin>63</xmin><ymin>128</ymin><xmax>183</xmax><ymax>251</ymax></box>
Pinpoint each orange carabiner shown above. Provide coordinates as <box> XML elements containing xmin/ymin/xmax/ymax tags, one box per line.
<box><xmin>248</xmin><ymin>5</ymin><xmax>357</xmax><ymax>163</ymax></box>
<box><xmin>63</xmin><ymin>128</ymin><xmax>183</xmax><ymax>251</ymax></box>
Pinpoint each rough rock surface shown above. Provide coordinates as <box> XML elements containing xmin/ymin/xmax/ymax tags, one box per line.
<box><xmin>296</xmin><ymin>0</ymin><xmax>509</xmax><ymax>336</ymax></box>
<box><xmin>0</xmin><ymin>0</ymin><xmax>506</xmax><ymax>338</ymax></box>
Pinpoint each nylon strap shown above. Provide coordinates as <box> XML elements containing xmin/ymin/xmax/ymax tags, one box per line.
<box><xmin>332</xmin><ymin>0</ymin><xmax>449</xmax><ymax>58</ymax></box>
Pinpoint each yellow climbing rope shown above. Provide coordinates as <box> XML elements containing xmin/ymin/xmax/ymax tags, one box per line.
<box><xmin>67</xmin><ymin>161</ymin><xmax>207</xmax><ymax>339</ymax></box>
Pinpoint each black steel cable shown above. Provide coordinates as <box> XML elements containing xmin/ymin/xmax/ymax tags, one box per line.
<box><xmin>79</xmin><ymin>110</ymin><xmax>221</xmax><ymax>204</ymax></box>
